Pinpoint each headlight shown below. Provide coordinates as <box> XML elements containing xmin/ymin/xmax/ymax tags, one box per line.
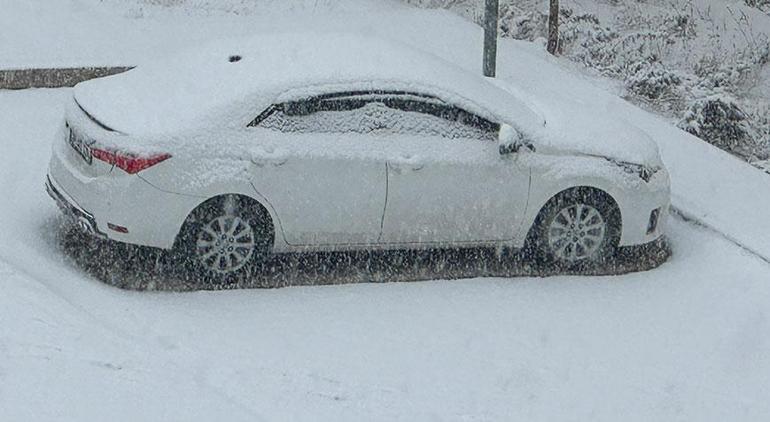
<box><xmin>609</xmin><ymin>159</ymin><xmax>658</xmax><ymax>182</ymax></box>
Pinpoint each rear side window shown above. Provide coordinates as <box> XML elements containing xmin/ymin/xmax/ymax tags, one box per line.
<box><xmin>249</xmin><ymin>91</ymin><xmax>499</xmax><ymax>141</ymax></box>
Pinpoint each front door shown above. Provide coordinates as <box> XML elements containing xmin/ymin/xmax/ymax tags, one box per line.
<box><xmin>371</xmin><ymin>95</ymin><xmax>530</xmax><ymax>245</ymax></box>
<box><xmin>380</xmin><ymin>134</ymin><xmax>530</xmax><ymax>245</ymax></box>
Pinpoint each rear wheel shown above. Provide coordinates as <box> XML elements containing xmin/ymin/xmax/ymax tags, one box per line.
<box><xmin>176</xmin><ymin>195</ymin><xmax>273</xmax><ymax>285</ymax></box>
<box><xmin>528</xmin><ymin>188</ymin><xmax>620</xmax><ymax>269</ymax></box>
<box><xmin>196</xmin><ymin>214</ymin><xmax>257</xmax><ymax>274</ymax></box>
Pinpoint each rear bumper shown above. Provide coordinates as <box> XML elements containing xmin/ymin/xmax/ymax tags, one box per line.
<box><xmin>47</xmin><ymin>134</ymin><xmax>205</xmax><ymax>250</ymax></box>
<box><xmin>46</xmin><ymin>165</ymin><xmax>202</xmax><ymax>250</ymax></box>
<box><xmin>47</xmin><ymin>111</ymin><xmax>208</xmax><ymax>250</ymax></box>
<box><xmin>46</xmin><ymin>175</ymin><xmax>107</xmax><ymax>239</ymax></box>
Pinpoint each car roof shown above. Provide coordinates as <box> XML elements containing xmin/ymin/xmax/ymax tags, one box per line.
<box><xmin>74</xmin><ymin>32</ymin><xmax>544</xmax><ymax>135</ymax></box>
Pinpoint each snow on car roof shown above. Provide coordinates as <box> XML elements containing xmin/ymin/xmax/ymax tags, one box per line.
<box><xmin>73</xmin><ymin>32</ymin><xmax>545</xmax><ymax>136</ymax></box>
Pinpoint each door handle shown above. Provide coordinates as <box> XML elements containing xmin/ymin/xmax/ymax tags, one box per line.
<box><xmin>390</xmin><ymin>154</ymin><xmax>424</xmax><ymax>172</ymax></box>
<box><xmin>251</xmin><ymin>157</ymin><xmax>287</xmax><ymax>167</ymax></box>
<box><xmin>250</xmin><ymin>149</ymin><xmax>288</xmax><ymax>167</ymax></box>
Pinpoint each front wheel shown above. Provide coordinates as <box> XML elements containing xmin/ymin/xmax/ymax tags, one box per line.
<box><xmin>529</xmin><ymin>189</ymin><xmax>620</xmax><ymax>269</ymax></box>
<box><xmin>175</xmin><ymin>195</ymin><xmax>273</xmax><ymax>285</ymax></box>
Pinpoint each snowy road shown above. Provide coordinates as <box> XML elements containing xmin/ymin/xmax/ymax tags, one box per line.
<box><xmin>1</xmin><ymin>89</ymin><xmax>769</xmax><ymax>421</ymax></box>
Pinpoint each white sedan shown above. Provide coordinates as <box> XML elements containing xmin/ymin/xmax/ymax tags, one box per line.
<box><xmin>46</xmin><ymin>33</ymin><xmax>670</xmax><ymax>283</ymax></box>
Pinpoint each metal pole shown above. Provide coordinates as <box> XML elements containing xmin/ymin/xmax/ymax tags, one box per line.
<box><xmin>547</xmin><ymin>0</ymin><xmax>560</xmax><ymax>55</ymax></box>
<box><xmin>483</xmin><ymin>0</ymin><xmax>499</xmax><ymax>77</ymax></box>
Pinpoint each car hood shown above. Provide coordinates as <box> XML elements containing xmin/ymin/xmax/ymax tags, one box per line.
<box><xmin>491</xmin><ymin>79</ymin><xmax>663</xmax><ymax>168</ymax></box>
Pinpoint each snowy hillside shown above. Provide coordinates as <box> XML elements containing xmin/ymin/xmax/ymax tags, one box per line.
<box><xmin>409</xmin><ymin>0</ymin><xmax>770</xmax><ymax>168</ymax></box>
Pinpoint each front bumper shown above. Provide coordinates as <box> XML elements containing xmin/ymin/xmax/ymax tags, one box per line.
<box><xmin>613</xmin><ymin>167</ymin><xmax>671</xmax><ymax>247</ymax></box>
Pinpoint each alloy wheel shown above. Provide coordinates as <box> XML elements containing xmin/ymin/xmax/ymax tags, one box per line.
<box><xmin>195</xmin><ymin>215</ymin><xmax>256</xmax><ymax>274</ymax></box>
<box><xmin>546</xmin><ymin>203</ymin><xmax>607</xmax><ymax>262</ymax></box>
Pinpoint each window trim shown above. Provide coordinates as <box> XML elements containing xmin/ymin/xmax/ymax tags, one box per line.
<box><xmin>247</xmin><ymin>90</ymin><xmax>500</xmax><ymax>137</ymax></box>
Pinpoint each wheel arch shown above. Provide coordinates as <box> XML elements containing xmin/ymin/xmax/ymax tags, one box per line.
<box><xmin>172</xmin><ymin>193</ymin><xmax>278</xmax><ymax>251</ymax></box>
<box><xmin>523</xmin><ymin>185</ymin><xmax>623</xmax><ymax>247</ymax></box>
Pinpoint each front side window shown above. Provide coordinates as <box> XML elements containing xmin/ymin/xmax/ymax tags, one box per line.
<box><xmin>249</xmin><ymin>91</ymin><xmax>499</xmax><ymax>141</ymax></box>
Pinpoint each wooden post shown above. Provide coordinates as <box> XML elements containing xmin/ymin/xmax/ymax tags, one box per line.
<box><xmin>547</xmin><ymin>0</ymin><xmax>560</xmax><ymax>55</ymax></box>
<box><xmin>483</xmin><ymin>0</ymin><xmax>499</xmax><ymax>77</ymax></box>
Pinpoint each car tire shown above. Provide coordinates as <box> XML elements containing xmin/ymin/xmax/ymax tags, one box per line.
<box><xmin>527</xmin><ymin>188</ymin><xmax>621</xmax><ymax>270</ymax></box>
<box><xmin>175</xmin><ymin>195</ymin><xmax>273</xmax><ymax>285</ymax></box>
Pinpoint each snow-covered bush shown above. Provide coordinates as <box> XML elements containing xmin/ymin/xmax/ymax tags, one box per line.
<box><xmin>556</xmin><ymin>10</ymin><xmax>619</xmax><ymax>69</ymax></box>
<box><xmin>499</xmin><ymin>8</ymin><xmax>548</xmax><ymax>41</ymax></box>
<box><xmin>745</xmin><ymin>0</ymin><xmax>770</xmax><ymax>14</ymax></box>
<box><xmin>625</xmin><ymin>60</ymin><xmax>683</xmax><ymax>109</ymax></box>
<box><xmin>694</xmin><ymin>41</ymin><xmax>770</xmax><ymax>94</ymax></box>
<box><xmin>743</xmin><ymin>101</ymin><xmax>770</xmax><ymax>158</ymax></box>
<box><xmin>678</xmin><ymin>95</ymin><xmax>764</xmax><ymax>159</ymax></box>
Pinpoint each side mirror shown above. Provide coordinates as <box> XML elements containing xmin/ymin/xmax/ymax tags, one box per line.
<box><xmin>498</xmin><ymin>124</ymin><xmax>535</xmax><ymax>155</ymax></box>
<box><xmin>499</xmin><ymin>124</ymin><xmax>522</xmax><ymax>155</ymax></box>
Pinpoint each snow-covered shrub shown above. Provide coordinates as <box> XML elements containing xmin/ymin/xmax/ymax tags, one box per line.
<box><xmin>745</xmin><ymin>0</ymin><xmax>770</xmax><ymax>13</ymax></box>
<box><xmin>693</xmin><ymin>55</ymin><xmax>734</xmax><ymax>90</ymax></box>
<box><xmin>694</xmin><ymin>40</ymin><xmax>770</xmax><ymax>94</ymax></box>
<box><xmin>625</xmin><ymin>60</ymin><xmax>683</xmax><ymax>109</ymax></box>
<box><xmin>497</xmin><ymin>2</ymin><xmax>638</xmax><ymax>79</ymax></box>
<box><xmin>499</xmin><ymin>8</ymin><xmax>548</xmax><ymax>41</ymax></box>
<box><xmin>552</xmin><ymin>7</ymin><xmax>685</xmax><ymax>77</ymax></box>
<box><xmin>742</xmin><ymin>102</ymin><xmax>770</xmax><ymax>159</ymax></box>
<box><xmin>664</xmin><ymin>12</ymin><xmax>697</xmax><ymax>39</ymax></box>
<box><xmin>500</xmin><ymin>7</ymin><xmax>622</xmax><ymax>73</ymax></box>
<box><xmin>678</xmin><ymin>95</ymin><xmax>762</xmax><ymax>158</ymax></box>
<box><xmin>559</xmin><ymin>10</ymin><xmax>619</xmax><ymax>69</ymax></box>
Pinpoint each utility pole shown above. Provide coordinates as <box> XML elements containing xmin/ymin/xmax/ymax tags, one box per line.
<box><xmin>547</xmin><ymin>0</ymin><xmax>560</xmax><ymax>55</ymax></box>
<box><xmin>483</xmin><ymin>0</ymin><xmax>499</xmax><ymax>77</ymax></box>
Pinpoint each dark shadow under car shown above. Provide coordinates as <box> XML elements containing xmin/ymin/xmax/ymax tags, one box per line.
<box><xmin>51</xmin><ymin>218</ymin><xmax>671</xmax><ymax>292</ymax></box>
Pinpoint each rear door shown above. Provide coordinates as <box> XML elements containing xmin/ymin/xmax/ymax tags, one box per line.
<box><xmin>246</xmin><ymin>95</ymin><xmax>387</xmax><ymax>246</ymax></box>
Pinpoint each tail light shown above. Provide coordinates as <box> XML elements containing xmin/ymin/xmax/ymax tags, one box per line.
<box><xmin>91</xmin><ymin>148</ymin><xmax>171</xmax><ymax>174</ymax></box>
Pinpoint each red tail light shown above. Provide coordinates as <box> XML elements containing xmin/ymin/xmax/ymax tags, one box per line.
<box><xmin>91</xmin><ymin>148</ymin><xmax>171</xmax><ymax>174</ymax></box>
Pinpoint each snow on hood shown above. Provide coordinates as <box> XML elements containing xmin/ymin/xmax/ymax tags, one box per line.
<box><xmin>491</xmin><ymin>78</ymin><xmax>662</xmax><ymax>167</ymax></box>
<box><xmin>542</xmin><ymin>106</ymin><xmax>662</xmax><ymax>167</ymax></box>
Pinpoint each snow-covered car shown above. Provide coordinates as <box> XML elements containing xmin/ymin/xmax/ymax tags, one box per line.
<box><xmin>45</xmin><ymin>33</ymin><xmax>670</xmax><ymax>283</ymax></box>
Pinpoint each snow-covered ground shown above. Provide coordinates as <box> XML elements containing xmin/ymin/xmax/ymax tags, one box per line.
<box><xmin>0</xmin><ymin>0</ymin><xmax>397</xmax><ymax>69</ymax></box>
<box><xmin>1</xmin><ymin>88</ymin><xmax>769</xmax><ymax>421</ymax></box>
<box><xmin>2</xmin><ymin>1</ymin><xmax>770</xmax><ymax>420</ymax></box>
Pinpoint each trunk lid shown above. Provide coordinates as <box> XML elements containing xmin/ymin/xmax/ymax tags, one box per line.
<box><xmin>61</xmin><ymin>100</ymin><xmax>119</xmax><ymax>178</ymax></box>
